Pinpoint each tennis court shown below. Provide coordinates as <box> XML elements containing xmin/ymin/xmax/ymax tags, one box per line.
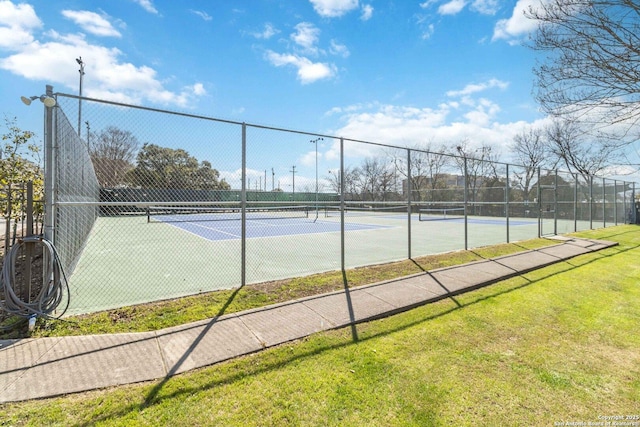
<box><xmin>147</xmin><ymin>205</ymin><xmax>392</xmax><ymax>240</ymax></box>
<box><xmin>46</xmin><ymin>92</ymin><xmax>634</xmax><ymax>317</ymax></box>
<box><xmin>65</xmin><ymin>205</ymin><xmax>546</xmax><ymax>315</ymax></box>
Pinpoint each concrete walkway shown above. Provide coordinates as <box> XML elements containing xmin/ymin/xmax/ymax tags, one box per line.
<box><xmin>0</xmin><ymin>237</ymin><xmax>616</xmax><ymax>403</ymax></box>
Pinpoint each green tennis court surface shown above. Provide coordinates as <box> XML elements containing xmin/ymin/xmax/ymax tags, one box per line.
<box><xmin>65</xmin><ymin>211</ymin><xmax>585</xmax><ymax>315</ymax></box>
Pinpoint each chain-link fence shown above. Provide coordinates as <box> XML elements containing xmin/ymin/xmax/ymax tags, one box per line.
<box><xmin>45</xmin><ymin>90</ymin><xmax>637</xmax><ymax>315</ymax></box>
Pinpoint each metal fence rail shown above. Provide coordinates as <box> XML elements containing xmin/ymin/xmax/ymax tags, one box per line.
<box><xmin>42</xmin><ymin>89</ymin><xmax>637</xmax><ymax>315</ymax></box>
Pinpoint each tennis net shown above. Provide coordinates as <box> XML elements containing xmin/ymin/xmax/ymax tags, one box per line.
<box><xmin>418</xmin><ymin>207</ymin><xmax>465</xmax><ymax>221</ymax></box>
<box><xmin>147</xmin><ymin>205</ymin><xmax>310</xmax><ymax>223</ymax></box>
<box><xmin>324</xmin><ymin>204</ymin><xmax>408</xmax><ymax>218</ymax></box>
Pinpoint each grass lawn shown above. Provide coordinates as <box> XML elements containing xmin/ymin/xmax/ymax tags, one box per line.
<box><xmin>1</xmin><ymin>225</ymin><xmax>639</xmax><ymax>426</ymax></box>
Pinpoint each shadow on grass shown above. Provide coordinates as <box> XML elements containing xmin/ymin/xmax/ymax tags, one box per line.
<box><xmin>141</xmin><ymin>268</ymin><xmax>365</xmax><ymax>408</ymax></box>
<box><xmin>73</xmin><ymin>241</ymin><xmax>639</xmax><ymax>425</ymax></box>
<box><xmin>573</xmin><ymin>226</ymin><xmax>640</xmax><ymax>242</ymax></box>
<box><xmin>142</xmin><ymin>285</ymin><xmax>245</xmax><ymax>407</ymax></box>
<box><xmin>342</xmin><ymin>270</ymin><xmax>359</xmax><ymax>343</ymax></box>
<box><xmin>411</xmin><ymin>258</ymin><xmax>462</xmax><ymax>307</ymax></box>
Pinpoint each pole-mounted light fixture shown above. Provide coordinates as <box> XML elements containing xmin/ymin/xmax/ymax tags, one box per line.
<box><xmin>76</xmin><ymin>56</ymin><xmax>85</xmax><ymax>137</ymax></box>
<box><xmin>20</xmin><ymin>94</ymin><xmax>56</xmax><ymax>108</ymax></box>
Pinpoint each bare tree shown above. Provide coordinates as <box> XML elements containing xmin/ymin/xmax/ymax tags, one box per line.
<box><xmin>527</xmin><ymin>0</ymin><xmax>640</xmax><ymax>134</ymax></box>
<box><xmin>391</xmin><ymin>144</ymin><xmax>450</xmax><ymax>202</ymax></box>
<box><xmin>454</xmin><ymin>141</ymin><xmax>500</xmax><ymax>208</ymax></box>
<box><xmin>377</xmin><ymin>168</ymin><xmax>397</xmax><ymax>201</ymax></box>
<box><xmin>326</xmin><ymin>169</ymin><xmax>341</xmax><ymax>194</ymax></box>
<box><xmin>510</xmin><ymin>126</ymin><xmax>549</xmax><ymax>202</ymax></box>
<box><xmin>325</xmin><ymin>166</ymin><xmax>362</xmax><ymax>200</ymax></box>
<box><xmin>344</xmin><ymin>166</ymin><xmax>363</xmax><ymax>201</ymax></box>
<box><xmin>89</xmin><ymin>126</ymin><xmax>139</xmax><ymax>187</ymax></box>
<box><xmin>543</xmin><ymin>118</ymin><xmax>622</xmax><ymax>183</ymax></box>
<box><xmin>360</xmin><ymin>157</ymin><xmax>390</xmax><ymax>201</ymax></box>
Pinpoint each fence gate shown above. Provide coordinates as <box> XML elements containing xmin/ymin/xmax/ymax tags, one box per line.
<box><xmin>539</xmin><ymin>184</ymin><xmax>557</xmax><ymax>236</ymax></box>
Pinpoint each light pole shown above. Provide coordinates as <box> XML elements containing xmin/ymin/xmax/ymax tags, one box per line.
<box><xmin>310</xmin><ymin>137</ymin><xmax>323</xmax><ymax>220</ymax></box>
<box><xmin>76</xmin><ymin>57</ymin><xmax>85</xmax><ymax>138</ymax></box>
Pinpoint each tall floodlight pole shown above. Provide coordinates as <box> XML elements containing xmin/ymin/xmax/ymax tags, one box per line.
<box><xmin>310</xmin><ymin>137</ymin><xmax>323</xmax><ymax>221</ymax></box>
<box><xmin>76</xmin><ymin>57</ymin><xmax>85</xmax><ymax>138</ymax></box>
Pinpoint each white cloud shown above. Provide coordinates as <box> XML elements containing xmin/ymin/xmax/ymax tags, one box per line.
<box><xmin>492</xmin><ymin>0</ymin><xmax>542</xmax><ymax>43</ymax></box>
<box><xmin>61</xmin><ymin>10</ymin><xmax>121</xmax><ymax>37</ymax></box>
<box><xmin>446</xmin><ymin>78</ymin><xmax>509</xmax><ymax>97</ymax></box>
<box><xmin>419</xmin><ymin>0</ymin><xmax>439</xmax><ymax>9</ymax></box>
<box><xmin>438</xmin><ymin>0</ymin><xmax>467</xmax><ymax>15</ymax></box>
<box><xmin>252</xmin><ymin>23</ymin><xmax>279</xmax><ymax>39</ymax></box>
<box><xmin>324</xmin><ymin>95</ymin><xmax>547</xmax><ymax>163</ymax></box>
<box><xmin>329</xmin><ymin>39</ymin><xmax>350</xmax><ymax>58</ymax></box>
<box><xmin>463</xmin><ymin>98</ymin><xmax>501</xmax><ymax>127</ymax></box>
<box><xmin>300</xmin><ymin>150</ymin><xmax>318</xmax><ymax>167</ymax></box>
<box><xmin>470</xmin><ymin>0</ymin><xmax>499</xmax><ymax>15</ymax></box>
<box><xmin>192</xmin><ymin>83</ymin><xmax>206</xmax><ymax>96</ymax></box>
<box><xmin>291</xmin><ymin>22</ymin><xmax>320</xmax><ymax>53</ymax></box>
<box><xmin>265</xmin><ymin>51</ymin><xmax>336</xmax><ymax>84</ymax></box>
<box><xmin>190</xmin><ymin>10</ymin><xmax>212</xmax><ymax>21</ymax></box>
<box><xmin>360</xmin><ymin>4</ymin><xmax>373</xmax><ymax>20</ymax></box>
<box><xmin>309</xmin><ymin>0</ymin><xmax>359</xmax><ymax>18</ymax></box>
<box><xmin>424</xmin><ymin>0</ymin><xmax>499</xmax><ymax>16</ymax></box>
<box><xmin>0</xmin><ymin>1</ymin><xmax>42</xmax><ymax>49</ymax></box>
<box><xmin>132</xmin><ymin>0</ymin><xmax>158</xmax><ymax>14</ymax></box>
<box><xmin>421</xmin><ymin>24</ymin><xmax>435</xmax><ymax>40</ymax></box>
<box><xmin>0</xmin><ymin>21</ymin><xmax>204</xmax><ymax>108</ymax></box>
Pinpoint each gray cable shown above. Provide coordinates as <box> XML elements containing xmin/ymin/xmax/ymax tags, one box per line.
<box><xmin>0</xmin><ymin>236</ymin><xmax>70</xmax><ymax>321</ymax></box>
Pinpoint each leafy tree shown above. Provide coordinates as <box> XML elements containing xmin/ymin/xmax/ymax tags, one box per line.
<box><xmin>0</xmin><ymin>116</ymin><xmax>43</xmax><ymax>248</ymax></box>
<box><xmin>527</xmin><ymin>0</ymin><xmax>640</xmax><ymax>134</ymax></box>
<box><xmin>126</xmin><ymin>143</ymin><xmax>230</xmax><ymax>190</ymax></box>
<box><xmin>89</xmin><ymin>126</ymin><xmax>139</xmax><ymax>188</ymax></box>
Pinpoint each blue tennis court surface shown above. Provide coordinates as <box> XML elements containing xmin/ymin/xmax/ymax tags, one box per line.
<box><xmin>155</xmin><ymin>217</ymin><xmax>391</xmax><ymax>241</ymax></box>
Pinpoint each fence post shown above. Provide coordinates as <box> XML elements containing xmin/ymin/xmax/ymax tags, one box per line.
<box><xmin>464</xmin><ymin>156</ymin><xmax>468</xmax><ymax>250</ymax></box>
<box><xmin>573</xmin><ymin>174</ymin><xmax>578</xmax><ymax>232</ymax></box>
<box><xmin>4</xmin><ymin>183</ymin><xmax>11</xmax><ymax>256</ymax></box>
<box><xmin>407</xmin><ymin>149</ymin><xmax>412</xmax><ymax>259</ymax></box>
<box><xmin>505</xmin><ymin>164</ymin><xmax>510</xmax><ymax>243</ymax></box>
<box><xmin>623</xmin><ymin>181</ymin><xmax>627</xmax><ymax>224</ymax></box>
<box><xmin>634</xmin><ymin>183</ymin><xmax>637</xmax><ymax>224</ymax></box>
<box><xmin>25</xmin><ymin>181</ymin><xmax>34</xmax><ymax>303</ymax></box>
<box><xmin>614</xmin><ymin>180</ymin><xmax>618</xmax><ymax>226</ymax></box>
<box><xmin>44</xmin><ymin>85</ymin><xmax>56</xmax><ymax>243</ymax></box>
<box><xmin>340</xmin><ymin>138</ymin><xmax>345</xmax><ymax>272</ymax></box>
<box><xmin>554</xmin><ymin>169</ymin><xmax>558</xmax><ymax>235</ymax></box>
<box><xmin>602</xmin><ymin>177</ymin><xmax>606</xmax><ymax>228</ymax></box>
<box><xmin>589</xmin><ymin>175</ymin><xmax>593</xmax><ymax>230</ymax></box>
<box><xmin>537</xmin><ymin>167</ymin><xmax>541</xmax><ymax>238</ymax></box>
<box><xmin>241</xmin><ymin>123</ymin><xmax>246</xmax><ymax>287</ymax></box>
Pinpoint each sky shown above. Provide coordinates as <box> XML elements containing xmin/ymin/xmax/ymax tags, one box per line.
<box><xmin>0</xmin><ymin>0</ymin><xmax>637</xmax><ymax>189</ymax></box>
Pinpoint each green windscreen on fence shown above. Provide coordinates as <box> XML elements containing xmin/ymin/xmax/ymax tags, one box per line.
<box><xmin>53</xmin><ymin>107</ymin><xmax>100</xmax><ymax>274</ymax></box>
